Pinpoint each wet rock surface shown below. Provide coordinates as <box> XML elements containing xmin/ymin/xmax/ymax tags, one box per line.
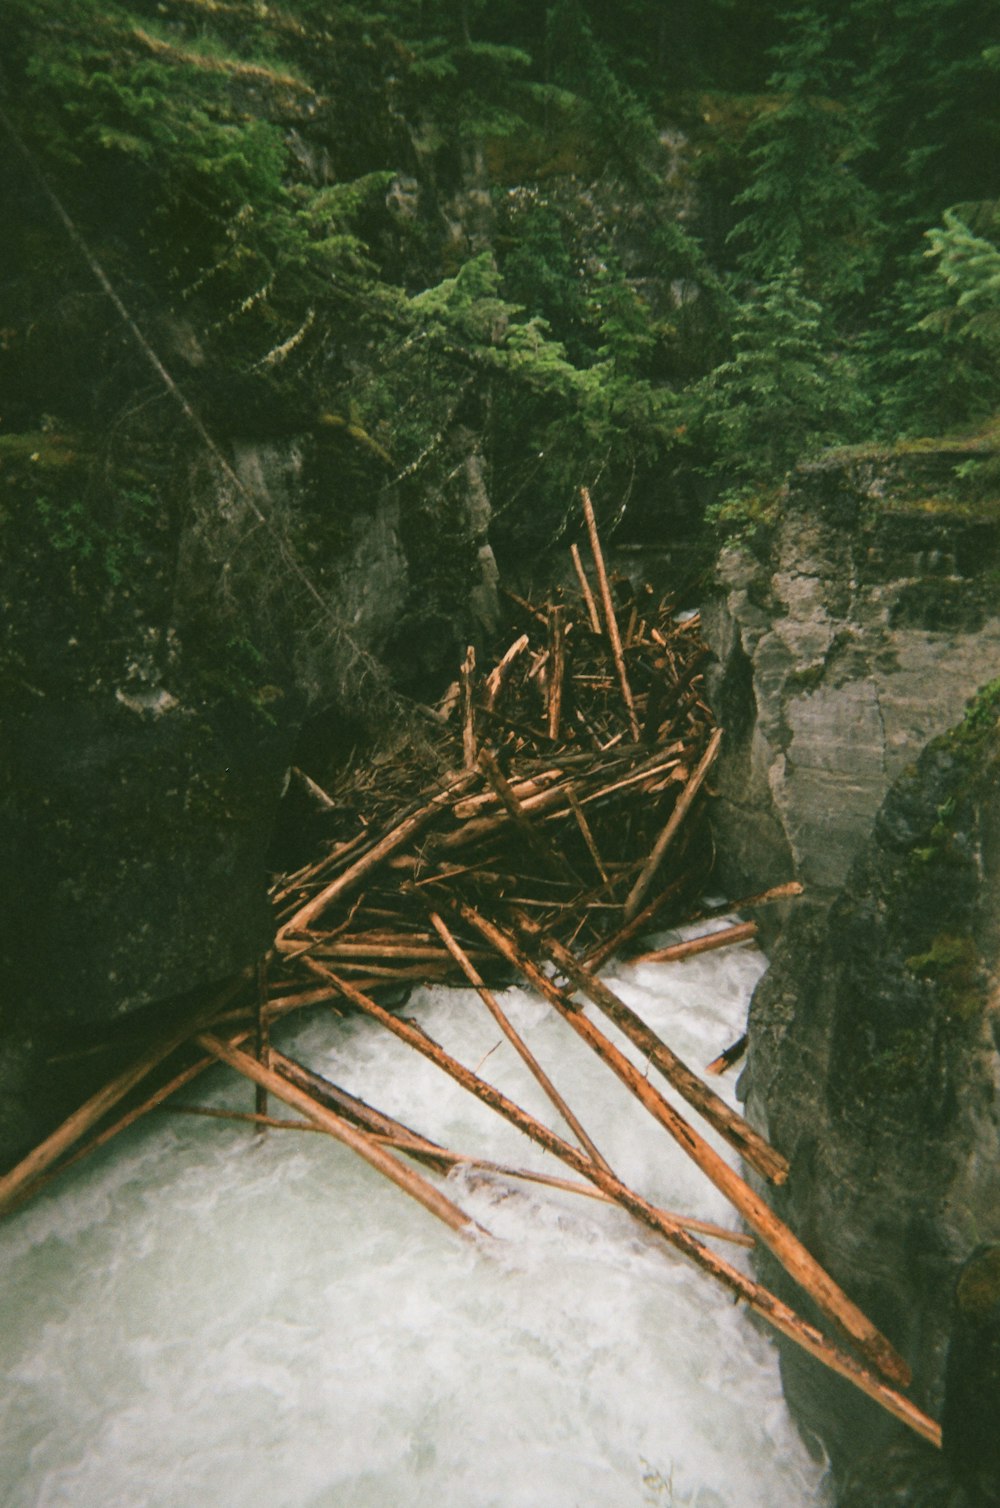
<box><xmin>743</xmin><ymin>685</ymin><xmax>1000</xmax><ymax>1505</ymax></box>
<box><xmin>703</xmin><ymin>453</ymin><xmax>1000</xmax><ymax>907</ymax></box>
<box><xmin>0</xmin><ymin>429</ymin><xmax>496</xmax><ymax>1169</ymax></box>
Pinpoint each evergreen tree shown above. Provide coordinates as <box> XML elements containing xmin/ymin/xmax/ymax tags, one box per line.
<box><xmin>873</xmin><ymin>204</ymin><xmax>1000</xmax><ymax>435</ymax></box>
<box><xmin>728</xmin><ymin>7</ymin><xmax>882</xmax><ymax>307</ymax></box>
<box><xmin>845</xmin><ymin>0</ymin><xmax>1000</xmax><ymax>243</ymax></box>
<box><xmin>697</xmin><ymin>269</ymin><xmax>868</xmax><ymax>504</ymax></box>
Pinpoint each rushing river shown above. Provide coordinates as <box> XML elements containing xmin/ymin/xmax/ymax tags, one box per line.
<box><xmin>1</xmin><ymin>926</ymin><xmax>830</xmax><ymax>1507</ymax></box>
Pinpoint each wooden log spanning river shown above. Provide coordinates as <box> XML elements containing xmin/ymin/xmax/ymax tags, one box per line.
<box><xmin>0</xmin><ymin>489</ymin><xmax>940</xmax><ymax>1449</ymax></box>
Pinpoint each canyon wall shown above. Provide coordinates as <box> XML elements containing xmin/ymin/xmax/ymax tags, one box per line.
<box><xmin>703</xmin><ymin>452</ymin><xmax>1000</xmax><ymax>1505</ymax></box>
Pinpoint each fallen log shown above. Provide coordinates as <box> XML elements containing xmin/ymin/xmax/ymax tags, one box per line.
<box><xmin>427</xmin><ymin>909</ymin><xmax>613</xmax><ymax>1174</ymax></box>
<box><xmin>570</xmin><ymin>543</ymin><xmax>602</xmax><ymax>635</ymax></box>
<box><xmin>624</xmin><ymin>726</ymin><xmax>723</xmax><ymax>920</ymax></box>
<box><xmin>161</xmin><ymin>1099</ymin><xmax>752</xmax><ymax>1247</ymax></box>
<box><xmin>309</xmin><ymin>963</ymin><xmax>935</xmax><ymax>1443</ymax></box>
<box><xmin>278</xmin><ymin>768</ymin><xmax>477</xmax><ymax>937</ymax></box>
<box><xmin>632</xmin><ymin>920</ymin><xmax>759</xmax><ymax>965</ymax></box>
<box><xmin>194</xmin><ymin>1032</ymin><xmax>488</xmax><ymax>1240</ymax></box>
<box><xmin>2</xmin><ymin>1026</ymin><xmax>256</xmax><ymax>1218</ymax></box>
<box><xmin>455</xmin><ymin>905</ymin><xmax>911</xmax><ymax>1389</ymax></box>
<box><xmin>547</xmin><ymin>605</ymin><xmax>566</xmax><ymax>741</ymax></box>
<box><xmin>0</xmin><ymin>972</ymin><xmax>250</xmax><ymax>1218</ymax></box>
<box><xmin>525</xmin><ymin>921</ymin><xmax>787</xmax><ymax>1185</ymax></box>
<box><xmin>580</xmin><ymin>487</ymin><xmax>640</xmax><ymax>741</ymax></box>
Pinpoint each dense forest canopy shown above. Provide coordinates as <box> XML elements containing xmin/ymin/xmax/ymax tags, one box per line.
<box><xmin>1</xmin><ymin>0</ymin><xmax>998</xmax><ymax>561</ymax></box>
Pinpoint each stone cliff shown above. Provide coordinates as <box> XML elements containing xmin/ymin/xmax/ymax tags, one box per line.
<box><xmin>703</xmin><ymin>451</ymin><xmax>1000</xmax><ymax>1505</ymax></box>
<box><xmin>0</xmin><ymin>423</ymin><xmax>497</xmax><ymax>1167</ymax></box>
<box><xmin>704</xmin><ymin>447</ymin><xmax>1000</xmax><ymax>905</ymax></box>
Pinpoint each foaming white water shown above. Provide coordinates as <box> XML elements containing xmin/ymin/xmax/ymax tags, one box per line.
<box><xmin>1</xmin><ymin>927</ymin><xmax>830</xmax><ymax>1507</ymax></box>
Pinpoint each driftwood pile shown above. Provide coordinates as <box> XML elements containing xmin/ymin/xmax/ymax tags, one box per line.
<box><xmin>0</xmin><ymin>490</ymin><xmax>941</xmax><ymax>1451</ymax></box>
<box><xmin>271</xmin><ymin>487</ymin><xmax>722</xmax><ymax>997</ymax></box>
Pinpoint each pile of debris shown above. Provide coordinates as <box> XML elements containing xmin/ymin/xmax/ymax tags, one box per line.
<box><xmin>270</xmin><ymin>488</ymin><xmax>721</xmax><ymax>1001</ymax></box>
<box><xmin>0</xmin><ymin>490</ymin><xmax>941</xmax><ymax>1452</ymax></box>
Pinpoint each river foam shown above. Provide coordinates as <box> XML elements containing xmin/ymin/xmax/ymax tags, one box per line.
<box><xmin>1</xmin><ymin>926</ymin><xmax>830</xmax><ymax>1506</ymax></box>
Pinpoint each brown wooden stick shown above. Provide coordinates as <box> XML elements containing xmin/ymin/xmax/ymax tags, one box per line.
<box><xmin>683</xmin><ymin>881</ymin><xmax>805</xmax><ymax>925</ymax></box>
<box><xmin>254</xmin><ymin>956</ymin><xmax>270</xmax><ymax>1127</ymax></box>
<box><xmin>278</xmin><ymin>768</ymin><xmax>476</xmax><ymax>936</ymax></box>
<box><xmin>633</xmin><ymin>920</ymin><xmax>759</xmax><ymax>965</ymax></box>
<box><xmin>624</xmin><ymin>726</ymin><xmax>723</xmax><ymax>920</ymax></box>
<box><xmin>461</xmin><ymin>644</ymin><xmax>477</xmax><ymax>768</ymax></box>
<box><xmin>159</xmin><ymin>1100</ymin><xmax>751</xmax><ymax>1245</ymax></box>
<box><xmin>477</xmin><ymin>748</ymin><xmax>582</xmax><ymax>885</ymax></box>
<box><xmin>195</xmin><ymin>1032</ymin><xmax>488</xmax><ymax>1240</ymax></box>
<box><xmin>427</xmin><ymin>910</ymin><xmax>613</xmax><ymax>1174</ymax></box>
<box><xmin>706</xmin><ymin>1034</ymin><xmax>748</xmax><ymax>1076</ymax></box>
<box><xmin>570</xmin><ymin>542</ymin><xmax>602</xmax><ymax>634</ymax></box>
<box><xmin>502</xmin><ymin>587</ymin><xmax>548</xmax><ymax>626</ymax></box>
<box><xmin>305</xmin><ymin>941</ymin><xmax>492</xmax><ymax>962</ymax></box>
<box><xmin>584</xmin><ymin>867</ymin><xmax>704</xmax><ymax>971</ymax></box>
<box><xmin>270</xmin><ymin>1053</ymin><xmax>748</xmax><ymax>1245</ymax></box>
<box><xmin>0</xmin><ymin>974</ymin><xmax>249</xmax><ymax>1216</ymax></box>
<box><xmin>290</xmin><ymin>765</ymin><xmax>336</xmax><ymax>811</ymax></box>
<box><xmin>484</xmin><ymin>633</ymin><xmax>530</xmax><ymax>710</ymax></box>
<box><xmin>452</xmin><ymin>769</ymin><xmax>565</xmax><ymax>821</ymax></box>
<box><xmin>455</xmin><ymin>905</ymin><xmax>911</xmax><ymax>1388</ymax></box>
<box><xmin>580</xmin><ymin>487</ymin><xmax>640</xmax><ymax>741</ymax></box>
<box><xmin>547</xmin><ymin>605</ymin><xmax>565</xmax><ymax>742</ymax></box>
<box><xmin>528</xmin><ymin>923</ymin><xmax>788</xmax><ymax>1185</ymax></box>
<box><xmin>2</xmin><ymin>1027</ymin><xmax>256</xmax><ymax>1218</ymax></box>
<box><xmin>270</xmin><ymin>829</ymin><xmax>372</xmax><ymax>908</ymax></box>
<box><xmin>307</xmin><ymin>963</ymin><xmax>932</xmax><ymax>1440</ymax></box>
<box><xmin>271</xmin><ymin>1051</ymin><xmax>453</xmax><ymax>1166</ymax></box>
<box><xmin>566</xmin><ymin>785</ymin><xmax>609</xmax><ymax>883</ymax></box>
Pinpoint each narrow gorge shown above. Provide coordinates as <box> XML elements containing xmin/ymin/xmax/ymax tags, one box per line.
<box><xmin>2</xmin><ymin>3</ymin><xmax>998</xmax><ymax>1504</ymax></box>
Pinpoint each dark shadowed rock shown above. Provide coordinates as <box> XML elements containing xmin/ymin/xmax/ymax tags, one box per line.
<box><xmin>742</xmin><ymin>682</ymin><xmax>1000</xmax><ymax>1504</ymax></box>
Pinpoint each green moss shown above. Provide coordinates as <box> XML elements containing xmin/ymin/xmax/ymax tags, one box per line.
<box><xmin>952</xmin><ymin>678</ymin><xmax>1000</xmax><ymax>749</ymax></box>
<box><xmin>0</xmin><ymin>430</ymin><xmax>84</xmax><ymax>470</ymax></box>
<box><xmin>858</xmin><ymin>1026</ymin><xmax>927</xmax><ymax>1095</ymax></box>
<box><xmin>705</xmin><ymin>482</ymin><xmax>782</xmax><ymax>542</ymax></box>
<box><xmin>957</xmin><ymin>1247</ymin><xmax>1000</xmax><ymax>1320</ymax></box>
<box><xmin>906</xmin><ymin>932</ymin><xmax>983</xmax><ymax>1022</ymax></box>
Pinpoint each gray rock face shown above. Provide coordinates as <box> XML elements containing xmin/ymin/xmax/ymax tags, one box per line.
<box><xmin>742</xmin><ymin>683</ymin><xmax>1000</xmax><ymax>1504</ymax></box>
<box><xmin>703</xmin><ymin>455</ymin><xmax>1000</xmax><ymax>905</ymax></box>
<box><xmin>701</xmin><ymin>454</ymin><xmax>1000</xmax><ymax>1502</ymax></box>
<box><xmin>0</xmin><ymin>428</ymin><xmax>497</xmax><ymax>1169</ymax></box>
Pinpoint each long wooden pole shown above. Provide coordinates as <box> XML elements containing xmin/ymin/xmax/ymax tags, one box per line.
<box><xmin>307</xmin><ymin>963</ymin><xmax>935</xmax><ymax>1443</ymax></box>
<box><xmin>529</xmin><ymin>922</ymin><xmax>788</xmax><ymax>1185</ymax></box>
<box><xmin>547</xmin><ymin>605</ymin><xmax>566</xmax><ymax>742</ymax></box>
<box><xmin>0</xmin><ymin>974</ymin><xmax>249</xmax><ymax>1216</ymax></box>
<box><xmin>632</xmin><ymin>920</ymin><xmax>758</xmax><ymax>965</ymax></box>
<box><xmin>162</xmin><ymin>1098</ymin><xmax>752</xmax><ymax>1247</ymax></box>
<box><xmin>456</xmin><ymin>904</ymin><xmax>911</xmax><ymax>1389</ymax></box>
<box><xmin>427</xmin><ymin>910</ymin><xmax>613</xmax><ymax>1174</ymax></box>
<box><xmin>195</xmin><ymin>1033</ymin><xmax>488</xmax><ymax>1240</ymax></box>
<box><xmin>278</xmin><ymin>769</ymin><xmax>476</xmax><ymax>938</ymax></box>
<box><xmin>570</xmin><ymin>542</ymin><xmax>602</xmax><ymax>635</ymax></box>
<box><xmin>2</xmin><ymin>1028</ymin><xmax>256</xmax><ymax>1218</ymax></box>
<box><xmin>624</xmin><ymin>726</ymin><xmax>723</xmax><ymax>920</ymax></box>
<box><xmin>580</xmin><ymin>487</ymin><xmax>641</xmax><ymax>741</ymax></box>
